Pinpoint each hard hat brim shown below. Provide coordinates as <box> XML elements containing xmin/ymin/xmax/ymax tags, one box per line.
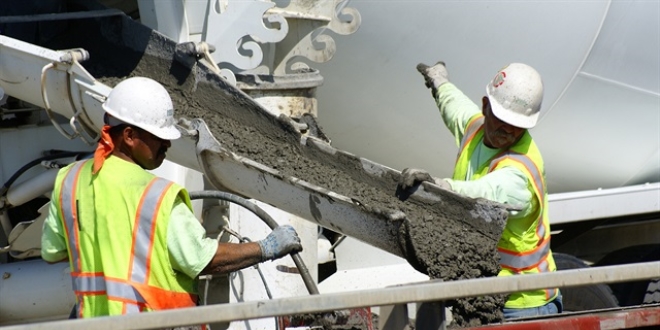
<box><xmin>102</xmin><ymin>103</ymin><xmax>182</xmax><ymax>140</ymax></box>
<box><xmin>151</xmin><ymin>125</ymin><xmax>182</xmax><ymax>140</ymax></box>
<box><xmin>486</xmin><ymin>86</ymin><xmax>539</xmax><ymax>129</ymax></box>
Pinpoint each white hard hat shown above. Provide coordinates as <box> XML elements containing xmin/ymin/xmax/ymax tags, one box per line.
<box><xmin>102</xmin><ymin>77</ymin><xmax>181</xmax><ymax>140</ymax></box>
<box><xmin>486</xmin><ymin>63</ymin><xmax>543</xmax><ymax>129</ymax></box>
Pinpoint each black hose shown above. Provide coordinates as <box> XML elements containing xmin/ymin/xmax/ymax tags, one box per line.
<box><xmin>0</xmin><ymin>150</ymin><xmax>91</xmax><ymax>197</ymax></box>
<box><xmin>188</xmin><ymin>190</ymin><xmax>319</xmax><ymax>295</ymax></box>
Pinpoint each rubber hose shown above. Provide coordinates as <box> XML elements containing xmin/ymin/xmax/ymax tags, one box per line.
<box><xmin>0</xmin><ymin>150</ymin><xmax>90</xmax><ymax>196</ymax></box>
<box><xmin>188</xmin><ymin>190</ymin><xmax>319</xmax><ymax>295</ymax></box>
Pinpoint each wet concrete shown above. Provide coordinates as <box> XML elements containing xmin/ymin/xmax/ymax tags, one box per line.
<box><xmin>48</xmin><ymin>15</ymin><xmax>507</xmax><ymax>327</ymax></box>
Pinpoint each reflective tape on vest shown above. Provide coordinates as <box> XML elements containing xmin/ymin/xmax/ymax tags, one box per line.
<box><xmin>71</xmin><ymin>275</ymin><xmax>146</xmax><ymax>304</ymax></box>
<box><xmin>457</xmin><ymin>116</ymin><xmax>485</xmax><ymax>160</ymax></box>
<box><xmin>489</xmin><ymin>152</ymin><xmax>547</xmax><ymax>240</ymax></box>
<box><xmin>489</xmin><ymin>152</ymin><xmax>544</xmax><ymax>204</ymax></box>
<box><xmin>129</xmin><ymin>178</ymin><xmax>173</xmax><ymax>284</ymax></box>
<box><xmin>60</xmin><ymin>160</ymin><xmax>88</xmax><ymax>273</ymax></box>
<box><xmin>498</xmin><ymin>238</ymin><xmax>550</xmax><ymax>270</ymax></box>
<box><xmin>459</xmin><ymin>141</ymin><xmax>551</xmax><ymax>272</ymax></box>
<box><xmin>537</xmin><ymin>259</ymin><xmax>558</xmax><ymax>299</ymax></box>
<box><xmin>72</xmin><ymin>273</ymin><xmax>105</xmax><ymax>294</ymax></box>
<box><xmin>60</xmin><ymin>162</ymin><xmax>174</xmax><ymax>311</ymax></box>
<box><xmin>106</xmin><ymin>279</ymin><xmax>147</xmax><ymax>304</ymax></box>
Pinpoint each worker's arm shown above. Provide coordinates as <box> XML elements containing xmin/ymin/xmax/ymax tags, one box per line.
<box><xmin>435</xmin><ymin>82</ymin><xmax>481</xmax><ymax>147</ymax></box>
<box><xmin>167</xmin><ymin>200</ymin><xmax>302</xmax><ymax>278</ymax></box>
<box><xmin>201</xmin><ymin>225</ymin><xmax>302</xmax><ymax>275</ymax></box>
<box><xmin>417</xmin><ymin>62</ymin><xmax>480</xmax><ymax>146</ymax></box>
<box><xmin>41</xmin><ymin>200</ymin><xmax>69</xmax><ymax>264</ymax></box>
<box><xmin>445</xmin><ymin>167</ymin><xmax>537</xmax><ymax>219</ymax></box>
<box><xmin>202</xmin><ymin>242</ymin><xmax>263</xmax><ymax>275</ymax></box>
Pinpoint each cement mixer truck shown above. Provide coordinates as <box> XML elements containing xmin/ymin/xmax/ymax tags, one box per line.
<box><xmin>0</xmin><ymin>1</ymin><xmax>659</xmax><ymax>329</ymax></box>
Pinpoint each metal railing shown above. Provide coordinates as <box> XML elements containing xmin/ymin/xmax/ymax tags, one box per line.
<box><xmin>2</xmin><ymin>261</ymin><xmax>659</xmax><ymax>330</ymax></box>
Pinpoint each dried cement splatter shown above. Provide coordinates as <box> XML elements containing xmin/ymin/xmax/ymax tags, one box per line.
<box><xmin>47</xmin><ymin>17</ymin><xmax>507</xmax><ymax>327</ymax></box>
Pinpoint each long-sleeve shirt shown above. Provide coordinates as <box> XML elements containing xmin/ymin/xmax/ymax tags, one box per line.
<box><xmin>435</xmin><ymin>83</ymin><xmax>537</xmax><ymax>220</ymax></box>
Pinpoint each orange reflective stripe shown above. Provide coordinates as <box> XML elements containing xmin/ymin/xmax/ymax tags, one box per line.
<box><xmin>59</xmin><ymin>160</ymin><xmax>90</xmax><ymax>273</ymax></box>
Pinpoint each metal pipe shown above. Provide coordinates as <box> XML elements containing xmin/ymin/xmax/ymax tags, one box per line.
<box><xmin>0</xmin><ymin>211</ymin><xmax>11</xmax><ymax>256</ymax></box>
<box><xmin>0</xmin><ymin>9</ymin><xmax>125</xmax><ymax>24</ymax></box>
<box><xmin>1</xmin><ymin>152</ymin><xmax>85</xmax><ymax>199</ymax></box>
<box><xmin>0</xmin><ymin>260</ymin><xmax>74</xmax><ymax>325</ymax></box>
<box><xmin>188</xmin><ymin>190</ymin><xmax>319</xmax><ymax>295</ymax></box>
<box><xmin>5</xmin><ymin>169</ymin><xmax>58</xmax><ymax>207</ymax></box>
<box><xmin>4</xmin><ymin>261</ymin><xmax>660</xmax><ymax>330</ymax></box>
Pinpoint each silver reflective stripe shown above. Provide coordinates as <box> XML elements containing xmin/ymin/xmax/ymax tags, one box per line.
<box><xmin>536</xmin><ymin>217</ymin><xmax>546</xmax><ymax>239</ymax></box>
<box><xmin>490</xmin><ymin>152</ymin><xmax>548</xmax><ymax>240</ymax></box>
<box><xmin>499</xmin><ymin>239</ymin><xmax>550</xmax><ymax>270</ymax></box>
<box><xmin>537</xmin><ymin>260</ymin><xmax>556</xmax><ymax>298</ymax></box>
<box><xmin>125</xmin><ymin>304</ymin><xmax>141</xmax><ymax>314</ymax></box>
<box><xmin>72</xmin><ymin>276</ymin><xmax>146</xmax><ymax>305</ymax></box>
<box><xmin>458</xmin><ymin>117</ymin><xmax>485</xmax><ymax>155</ymax></box>
<box><xmin>130</xmin><ymin>178</ymin><xmax>172</xmax><ymax>284</ymax></box>
<box><xmin>60</xmin><ymin>161</ymin><xmax>88</xmax><ymax>274</ymax></box>
<box><xmin>73</xmin><ymin>275</ymin><xmax>105</xmax><ymax>293</ymax></box>
<box><xmin>107</xmin><ymin>280</ymin><xmax>146</xmax><ymax>303</ymax></box>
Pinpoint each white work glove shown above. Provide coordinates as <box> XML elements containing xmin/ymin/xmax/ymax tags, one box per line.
<box><xmin>257</xmin><ymin>225</ymin><xmax>303</xmax><ymax>261</ymax></box>
<box><xmin>416</xmin><ymin>61</ymin><xmax>449</xmax><ymax>97</ymax></box>
<box><xmin>399</xmin><ymin>168</ymin><xmax>452</xmax><ymax>191</ymax></box>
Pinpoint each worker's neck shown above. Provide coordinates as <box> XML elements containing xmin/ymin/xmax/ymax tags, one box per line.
<box><xmin>111</xmin><ymin>149</ymin><xmax>138</xmax><ymax>167</ymax></box>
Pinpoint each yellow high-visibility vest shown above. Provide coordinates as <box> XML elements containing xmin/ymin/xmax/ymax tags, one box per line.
<box><xmin>53</xmin><ymin>158</ymin><xmax>198</xmax><ymax>317</ymax></box>
<box><xmin>453</xmin><ymin>114</ymin><xmax>558</xmax><ymax>309</ymax></box>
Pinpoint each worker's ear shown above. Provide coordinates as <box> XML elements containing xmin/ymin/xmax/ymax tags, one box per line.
<box><xmin>121</xmin><ymin>126</ymin><xmax>141</xmax><ymax>147</ymax></box>
<box><xmin>482</xmin><ymin>96</ymin><xmax>490</xmax><ymax>116</ymax></box>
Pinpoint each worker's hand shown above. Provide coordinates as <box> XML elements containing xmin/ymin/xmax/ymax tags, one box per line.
<box><xmin>399</xmin><ymin>168</ymin><xmax>452</xmax><ymax>191</ymax></box>
<box><xmin>399</xmin><ymin>168</ymin><xmax>434</xmax><ymax>190</ymax></box>
<box><xmin>416</xmin><ymin>61</ymin><xmax>449</xmax><ymax>97</ymax></box>
<box><xmin>258</xmin><ymin>225</ymin><xmax>303</xmax><ymax>261</ymax></box>
<box><xmin>433</xmin><ymin>178</ymin><xmax>452</xmax><ymax>191</ymax></box>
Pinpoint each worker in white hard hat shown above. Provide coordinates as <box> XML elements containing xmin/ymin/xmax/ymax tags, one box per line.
<box><xmin>400</xmin><ymin>62</ymin><xmax>562</xmax><ymax>319</ymax></box>
<box><xmin>41</xmin><ymin>77</ymin><xmax>302</xmax><ymax>321</ymax></box>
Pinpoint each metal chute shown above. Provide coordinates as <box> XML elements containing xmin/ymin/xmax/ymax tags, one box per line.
<box><xmin>0</xmin><ymin>9</ymin><xmax>509</xmax><ymax>273</ymax></box>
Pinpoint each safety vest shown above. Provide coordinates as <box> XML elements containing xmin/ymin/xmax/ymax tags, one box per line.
<box><xmin>54</xmin><ymin>158</ymin><xmax>198</xmax><ymax>317</ymax></box>
<box><xmin>453</xmin><ymin>114</ymin><xmax>558</xmax><ymax>309</ymax></box>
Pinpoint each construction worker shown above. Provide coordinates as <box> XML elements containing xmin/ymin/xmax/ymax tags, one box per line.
<box><xmin>401</xmin><ymin>62</ymin><xmax>562</xmax><ymax>319</ymax></box>
<box><xmin>41</xmin><ymin>77</ymin><xmax>302</xmax><ymax>320</ymax></box>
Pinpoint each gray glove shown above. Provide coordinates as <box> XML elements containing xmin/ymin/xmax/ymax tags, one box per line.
<box><xmin>257</xmin><ymin>225</ymin><xmax>302</xmax><ymax>261</ymax></box>
<box><xmin>399</xmin><ymin>168</ymin><xmax>452</xmax><ymax>191</ymax></box>
<box><xmin>416</xmin><ymin>62</ymin><xmax>449</xmax><ymax>97</ymax></box>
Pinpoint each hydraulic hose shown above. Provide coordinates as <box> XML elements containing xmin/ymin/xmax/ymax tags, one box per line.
<box><xmin>0</xmin><ymin>150</ymin><xmax>90</xmax><ymax>197</ymax></box>
<box><xmin>188</xmin><ymin>190</ymin><xmax>319</xmax><ymax>295</ymax></box>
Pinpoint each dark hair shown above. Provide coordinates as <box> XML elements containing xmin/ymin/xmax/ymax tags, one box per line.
<box><xmin>108</xmin><ymin>124</ymin><xmax>129</xmax><ymax>138</ymax></box>
<box><xmin>108</xmin><ymin>124</ymin><xmax>148</xmax><ymax>138</ymax></box>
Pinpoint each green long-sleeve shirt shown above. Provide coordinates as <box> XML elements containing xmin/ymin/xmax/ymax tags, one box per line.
<box><xmin>435</xmin><ymin>83</ymin><xmax>536</xmax><ymax>219</ymax></box>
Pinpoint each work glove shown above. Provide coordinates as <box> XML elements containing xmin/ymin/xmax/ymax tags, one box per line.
<box><xmin>399</xmin><ymin>168</ymin><xmax>452</xmax><ymax>191</ymax></box>
<box><xmin>257</xmin><ymin>225</ymin><xmax>303</xmax><ymax>261</ymax></box>
<box><xmin>416</xmin><ymin>61</ymin><xmax>449</xmax><ymax>97</ymax></box>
